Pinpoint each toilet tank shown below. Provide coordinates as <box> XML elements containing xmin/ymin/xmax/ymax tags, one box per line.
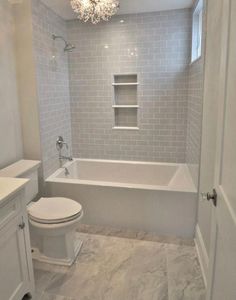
<box><xmin>0</xmin><ymin>160</ymin><xmax>41</xmax><ymax>205</ymax></box>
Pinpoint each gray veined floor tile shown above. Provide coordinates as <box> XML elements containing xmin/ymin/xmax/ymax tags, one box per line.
<box><xmin>33</xmin><ymin>268</ymin><xmax>56</xmax><ymax>293</ymax></box>
<box><xmin>33</xmin><ymin>233</ymin><xmax>205</xmax><ymax>300</ymax></box>
<box><xmin>44</xmin><ymin>233</ymin><xmax>168</xmax><ymax>300</ymax></box>
<box><xmin>32</xmin><ymin>291</ymin><xmax>46</xmax><ymax>300</ymax></box>
<box><xmin>166</xmin><ymin>244</ymin><xmax>206</xmax><ymax>300</ymax></box>
<box><xmin>35</xmin><ymin>292</ymin><xmax>74</xmax><ymax>300</ymax></box>
<box><xmin>77</xmin><ymin>224</ymin><xmax>194</xmax><ymax>246</ymax></box>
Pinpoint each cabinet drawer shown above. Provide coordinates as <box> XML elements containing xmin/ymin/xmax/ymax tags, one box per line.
<box><xmin>0</xmin><ymin>195</ymin><xmax>21</xmax><ymax>229</ymax></box>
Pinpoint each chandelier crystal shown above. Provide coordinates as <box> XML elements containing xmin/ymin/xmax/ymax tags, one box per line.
<box><xmin>71</xmin><ymin>0</ymin><xmax>120</xmax><ymax>24</ymax></box>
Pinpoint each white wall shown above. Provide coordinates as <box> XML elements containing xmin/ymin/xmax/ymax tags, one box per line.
<box><xmin>14</xmin><ymin>0</ymin><xmax>42</xmax><ymax>164</ymax></box>
<box><xmin>0</xmin><ymin>1</ymin><xmax>23</xmax><ymax>168</ymax></box>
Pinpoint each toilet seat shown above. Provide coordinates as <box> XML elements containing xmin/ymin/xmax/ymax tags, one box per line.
<box><xmin>28</xmin><ymin>197</ymin><xmax>83</xmax><ymax>224</ymax></box>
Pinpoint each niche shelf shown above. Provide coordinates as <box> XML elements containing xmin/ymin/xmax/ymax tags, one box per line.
<box><xmin>112</xmin><ymin>83</ymin><xmax>139</xmax><ymax>86</ymax></box>
<box><xmin>112</xmin><ymin>74</ymin><xmax>139</xmax><ymax>129</ymax></box>
<box><xmin>112</xmin><ymin>105</ymin><xmax>139</xmax><ymax>108</ymax></box>
<box><xmin>113</xmin><ymin>126</ymin><xmax>139</xmax><ymax>130</ymax></box>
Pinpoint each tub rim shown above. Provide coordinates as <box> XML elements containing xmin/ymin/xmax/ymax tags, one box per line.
<box><xmin>46</xmin><ymin>158</ymin><xmax>197</xmax><ymax>193</ymax></box>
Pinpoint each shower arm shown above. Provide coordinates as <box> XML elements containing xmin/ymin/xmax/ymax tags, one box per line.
<box><xmin>52</xmin><ymin>34</ymin><xmax>67</xmax><ymax>44</ymax></box>
<box><xmin>52</xmin><ymin>34</ymin><xmax>75</xmax><ymax>52</ymax></box>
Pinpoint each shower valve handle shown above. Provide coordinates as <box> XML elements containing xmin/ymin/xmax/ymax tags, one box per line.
<box><xmin>56</xmin><ymin>136</ymin><xmax>68</xmax><ymax>150</ymax></box>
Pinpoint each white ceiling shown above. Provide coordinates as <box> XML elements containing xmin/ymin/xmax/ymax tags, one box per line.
<box><xmin>41</xmin><ymin>0</ymin><xmax>194</xmax><ymax>21</ymax></box>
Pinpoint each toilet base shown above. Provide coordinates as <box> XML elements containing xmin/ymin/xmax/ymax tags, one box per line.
<box><xmin>31</xmin><ymin>233</ymin><xmax>83</xmax><ymax>266</ymax></box>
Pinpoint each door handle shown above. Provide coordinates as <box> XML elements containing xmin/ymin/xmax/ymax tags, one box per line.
<box><xmin>201</xmin><ymin>189</ymin><xmax>217</xmax><ymax>207</ymax></box>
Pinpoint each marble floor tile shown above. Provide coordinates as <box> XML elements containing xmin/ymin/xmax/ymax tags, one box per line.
<box><xmin>33</xmin><ymin>292</ymin><xmax>74</xmax><ymax>300</ymax></box>
<box><xmin>77</xmin><ymin>224</ymin><xmax>195</xmax><ymax>246</ymax></box>
<box><xmin>166</xmin><ymin>244</ymin><xmax>206</xmax><ymax>300</ymax></box>
<box><xmin>33</xmin><ymin>232</ymin><xmax>205</xmax><ymax>300</ymax></box>
<box><xmin>33</xmin><ymin>268</ymin><xmax>56</xmax><ymax>293</ymax></box>
<box><xmin>40</xmin><ymin>233</ymin><xmax>168</xmax><ymax>300</ymax></box>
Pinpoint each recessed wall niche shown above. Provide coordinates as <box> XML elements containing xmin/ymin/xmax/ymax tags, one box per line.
<box><xmin>112</xmin><ymin>74</ymin><xmax>139</xmax><ymax>130</ymax></box>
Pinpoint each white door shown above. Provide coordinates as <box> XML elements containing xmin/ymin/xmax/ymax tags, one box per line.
<box><xmin>206</xmin><ymin>0</ymin><xmax>236</xmax><ymax>299</ymax></box>
<box><xmin>0</xmin><ymin>215</ymin><xmax>29</xmax><ymax>300</ymax></box>
<box><xmin>198</xmin><ymin>0</ymin><xmax>224</xmax><ymax>272</ymax></box>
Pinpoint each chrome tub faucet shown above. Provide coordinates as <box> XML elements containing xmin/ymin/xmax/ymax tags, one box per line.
<box><xmin>56</xmin><ymin>136</ymin><xmax>73</xmax><ymax>163</ymax></box>
<box><xmin>62</xmin><ymin>167</ymin><xmax>70</xmax><ymax>176</ymax></box>
<box><xmin>59</xmin><ymin>155</ymin><xmax>73</xmax><ymax>162</ymax></box>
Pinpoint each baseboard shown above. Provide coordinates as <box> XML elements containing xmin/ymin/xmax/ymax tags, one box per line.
<box><xmin>194</xmin><ymin>224</ymin><xmax>209</xmax><ymax>287</ymax></box>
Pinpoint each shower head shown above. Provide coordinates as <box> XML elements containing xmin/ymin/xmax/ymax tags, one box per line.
<box><xmin>52</xmin><ymin>34</ymin><xmax>75</xmax><ymax>52</ymax></box>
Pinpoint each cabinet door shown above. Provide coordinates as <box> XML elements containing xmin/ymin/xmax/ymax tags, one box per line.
<box><xmin>0</xmin><ymin>216</ymin><xmax>29</xmax><ymax>300</ymax></box>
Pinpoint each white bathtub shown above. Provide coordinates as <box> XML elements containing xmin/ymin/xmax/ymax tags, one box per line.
<box><xmin>46</xmin><ymin>159</ymin><xmax>197</xmax><ymax>238</ymax></box>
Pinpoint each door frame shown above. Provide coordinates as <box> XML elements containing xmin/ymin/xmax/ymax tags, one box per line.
<box><xmin>205</xmin><ymin>0</ymin><xmax>236</xmax><ymax>298</ymax></box>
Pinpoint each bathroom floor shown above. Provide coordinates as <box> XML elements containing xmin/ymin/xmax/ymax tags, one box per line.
<box><xmin>32</xmin><ymin>228</ymin><xmax>205</xmax><ymax>300</ymax></box>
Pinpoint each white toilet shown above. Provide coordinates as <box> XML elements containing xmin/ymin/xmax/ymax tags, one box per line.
<box><xmin>0</xmin><ymin>160</ymin><xmax>83</xmax><ymax>266</ymax></box>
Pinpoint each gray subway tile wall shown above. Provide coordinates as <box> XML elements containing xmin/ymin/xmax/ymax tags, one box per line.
<box><xmin>31</xmin><ymin>0</ymin><xmax>72</xmax><ymax>178</ymax></box>
<box><xmin>186</xmin><ymin>60</ymin><xmax>204</xmax><ymax>188</ymax></box>
<box><xmin>67</xmin><ymin>10</ymin><xmax>192</xmax><ymax>163</ymax></box>
<box><xmin>30</xmin><ymin>0</ymin><xmax>204</xmax><ymax>184</ymax></box>
<box><xmin>186</xmin><ymin>0</ymin><xmax>205</xmax><ymax>188</ymax></box>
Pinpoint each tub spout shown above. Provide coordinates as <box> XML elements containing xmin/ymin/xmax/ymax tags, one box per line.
<box><xmin>62</xmin><ymin>167</ymin><xmax>70</xmax><ymax>176</ymax></box>
<box><xmin>59</xmin><ymin>155</ymin><xmax>73</xmax><ymax>162</ymax></box>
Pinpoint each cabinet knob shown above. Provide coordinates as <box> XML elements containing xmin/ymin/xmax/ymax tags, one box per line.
<box><xmin>18</xmin><ymin>222</ymin><xmax>25</xmax><ymax>230</ymax></box>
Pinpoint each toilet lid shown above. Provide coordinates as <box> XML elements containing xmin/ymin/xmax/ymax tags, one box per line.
<box><xmin>28</xmin><ymin>197</ymin><xmax>83</xmax><ymax>224</ymax></box>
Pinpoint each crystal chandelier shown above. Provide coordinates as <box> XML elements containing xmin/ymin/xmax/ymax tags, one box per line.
<box><xmin>71</xmin><ymin>0</ymin><xmax>120</xmax><ymax>24</ymax></box>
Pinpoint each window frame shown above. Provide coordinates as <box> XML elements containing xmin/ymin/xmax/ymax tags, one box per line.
<box><xmin>191</xmin><ymin>0</ymin><xmax>203</xmax><ymax>63</ymax></box>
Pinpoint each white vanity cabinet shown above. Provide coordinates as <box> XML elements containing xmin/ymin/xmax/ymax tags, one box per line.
<box><xmin>0</xmin><ymin>178</ymin><xmax>35</xmax><ymax>300</ymax></box>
